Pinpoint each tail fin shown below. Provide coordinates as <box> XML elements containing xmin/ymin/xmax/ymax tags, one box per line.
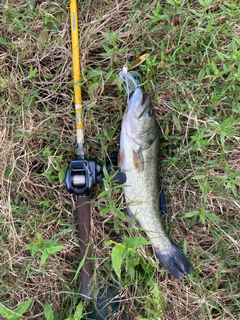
<box><xmin>154</xmin><ymin>244</ymin><xmax>193</xmax><ymax>280</ymax></box>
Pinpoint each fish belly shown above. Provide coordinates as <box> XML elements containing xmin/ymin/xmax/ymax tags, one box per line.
<box><xmin>122</xmin><ymin>138</ymin><xmax>172</xmax><ymax>251</ymax></box>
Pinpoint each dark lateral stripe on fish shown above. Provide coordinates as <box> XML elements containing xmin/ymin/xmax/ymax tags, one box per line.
<box><xmin>154</xmin><ymin>244</ymin><xmax>194</xmax><ymax>280</ymax></box>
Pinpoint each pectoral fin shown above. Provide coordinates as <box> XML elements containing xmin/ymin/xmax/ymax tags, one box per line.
<box><xmin>132</xmin><ymin>149</ymin><xmax>144</xmax><ymax>172</ymax></box>
<box><xmin>160</xmin><ymin>191</ymin><xmax>167</xmax><ymax>215</ymax></box>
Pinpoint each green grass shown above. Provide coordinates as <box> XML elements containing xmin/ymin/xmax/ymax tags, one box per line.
<box><xmin>0</xmin><ymin>0</ymin><xmax>239</xmax><ymax>319</ymax></box>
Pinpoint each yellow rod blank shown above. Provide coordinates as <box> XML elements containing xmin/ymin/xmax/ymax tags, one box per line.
<box><xmin>70</xmin><ymin>0</ymin><xmax>84</xmax><ymax>150</ymax></box>
<box><xmin>70</xmin><ymin>0</ymin><xmax>82</xmax><ymax>105</ymax></box>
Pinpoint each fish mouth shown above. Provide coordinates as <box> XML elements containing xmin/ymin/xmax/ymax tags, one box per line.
<box><xmin>136</xmin><ymin>92</ymin><xmax>150</xmax><ymax>119</ymax></box>
<box><xmin>142</xmin><ymin>92</ymin><xmax>149</xmax><ymax>107</ymax></box>
<box><xmin>128</xmin><ymin>87</ymin><xmax>150</xmax><ymax>119</ymax></box>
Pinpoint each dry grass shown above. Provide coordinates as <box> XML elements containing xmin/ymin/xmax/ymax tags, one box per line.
<box><xmin>0</xmin><ymin>0</ymin><xmax>240</xmax><ymax>319</ymax></box>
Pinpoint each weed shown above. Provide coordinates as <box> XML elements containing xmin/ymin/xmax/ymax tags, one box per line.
<box><xmin>0</xmin><ymin>0</ymin><xmax>239</xmax><ymax>319</ymax></box>
<box><xmin>26</xmin><ymin>232</ymin><xmax>66</xmax><ymax>267</ymax></box>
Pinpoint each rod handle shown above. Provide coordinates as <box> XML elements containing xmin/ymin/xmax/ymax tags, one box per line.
<box><xmin>76</xmin><ymin>195</ymin><xmax>93</xmax><ymax>299</ymax></box>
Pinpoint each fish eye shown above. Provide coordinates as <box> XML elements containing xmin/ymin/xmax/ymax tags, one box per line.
<box><xmin>147</xmin><ymin>109</ymin><xmax>154</xmax><ymax>116</ymax></box>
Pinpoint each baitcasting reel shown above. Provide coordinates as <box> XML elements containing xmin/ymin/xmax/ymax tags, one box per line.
<box><xmin>65</xmin><ymin>158</ymin><xmax>126</xmax><ymax>195</ymax></box>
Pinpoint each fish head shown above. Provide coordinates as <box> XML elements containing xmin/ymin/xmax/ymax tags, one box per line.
<box><xmin>125</xmin><ymin>87</ymin><xmax>159</xmax><ymax>148</ymax></box>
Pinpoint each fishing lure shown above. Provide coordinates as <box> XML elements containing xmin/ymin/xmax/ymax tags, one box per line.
<box><xmin>119</xmin><ymin>51</ymin><xmax>152</xmax><ymax>100</ymax></box>
<box><xmin>119</xmin><ymin>65</ymin><xmax>142</xmax><ymax>101</ymax></box>
<box><xmin>128</xmin><ymin>52</ymin><xmax>151</xmax><ymax>70</ymax></box>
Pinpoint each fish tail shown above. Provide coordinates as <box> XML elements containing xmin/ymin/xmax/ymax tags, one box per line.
<box><xmin>154</xmin><ymin>244</ymin><xmax>193</xmax><ymax>280</ymax></box>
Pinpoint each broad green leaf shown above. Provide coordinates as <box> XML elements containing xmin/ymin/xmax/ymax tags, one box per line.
<box><xmin>114</xmin><ymin>219</ymin><xmax>120</xmax><ymax>234</ymax></box>
<box><xmin>46</xmin><ymin>246</ymin><xmax>65</xmax><ymax>254</ymax></box>
<box><xmin>58</xmin><ymin>169</ymin><xmax>66</xmax><ymax>183</ymax></box>
<box><xmin>220</xmin><ymin>133</ymin><xmax>225</xmax><ymax>148</ymax></box>
<box><xmin>0</xmin><ymin>303</ymin><xmax>16</xmax><ymax>318</ymax></box>
<box><xmin>199</xmin><ymin>211</ymin><xmax>206</xmax><ymax>225</ymax></box>
<box><xmin>14</xmin><ymin>299</ymin><xmax>33</xmax><ymax>315</ymax></box>
<box><xmin>123</xmin><ymin>236</ymin><xmax>150</xmax><ymax>249</ymax></box>
<box><xmin>97</xmin><ymin>190</ymin><xmax>108</xmax><ymax>199</ymax></box>
<box><xmin>126</xmin><ymin>258</ymin><xmax>138</xmax><ymax>280</ymax></box>
<box><xmin>73</xmin><ymin>301</ymin><xmax>83</xmax><ymax>320</ymax></box>
<box><xmin>183</xmin><ymin>239</ymin><xmax>188</xmax><ymax>255</ymax></box>
<box><xmin>44</xmin><ymin>302</ymin><xmax>54</xmax><ymax>320</ymax></box>
<box><xmin>45</xmin><ymin>239</ymin><xmax>58</xmax><ymax>248</ymax></box>
<box><xmin>182</xmin><ymin>211</ymin><xmax>199</xmax><ymax>218</ymax></box>
<box><xmin>40</xmin><ymin>248</ymin><xmax>49</xmax><ymax>266</ymax></box>
<box><xmin>188</xmin><ymin>214</ymin><xmax>198</xmax><ymax>228</ymax></box>
<box><xmin>40</xmin><ymin>246</ymin><xmax>65</xmax><ymax>266</ymax></box>
<box><xmin>36</xmin><ymin>232</ymin><xmax>43</xmax><ymax>241</ymax></box>
<box><xmin>102</xmin><ymin>165</ymin><xmax>109</xmax><ymax>179</ymax></box>
<box><xmin>0</xmin><ymin>37</ymin><xmax>8</xmax><ymax>45</ymax></box>
<box><xmin>153</xmin><ymin>284</ymin><xmax>160</xmax><ymax>300</ymax></box>
<box><xmin>205</xmin><ymin>212</ymin><xmax>222</xmax><ymax>222</ymax></box>
<box><xmin>104</xmin><ymin>240</ymin><xmax>116</xmax><ymax>246</ymax></box>
<box><xmin>112</xmin><ymin>208</ymin><xmax>125</xmax><ymax>220</ymax></box>
<box><xmin>100</xmin><ymin>207</ymin><xmax>110</xmax><ymax>215</ymax></box>
<box><xmin>112</xmin><ymin>244</ymin><xmax>123</xmax><ymax>280</ymax></box>
<box><xmin>191</xmin><ymin>175</ymin><xmax>206</xmax><ymax>180</ymax></box>
<box><xmin>27</xmin><ymin>242</ymin><xmax>44</xmax><ymax>257</ymax></box>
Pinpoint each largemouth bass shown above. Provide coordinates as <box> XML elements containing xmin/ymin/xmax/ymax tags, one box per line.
<box><xmin>118</xmin><ymin>87</ymin><xmax>193</xmax><ymax>280</ymax></box>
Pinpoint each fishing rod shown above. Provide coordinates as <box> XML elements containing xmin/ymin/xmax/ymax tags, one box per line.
<box><xmin>65</xmin><ymin>0</ymin><xmax>93</xmax><ymax>300</ymax></box>
<box><xmin>65</xmin><ymin>0</ymin><xmax>125</xmax><ymax>301</ymax></box>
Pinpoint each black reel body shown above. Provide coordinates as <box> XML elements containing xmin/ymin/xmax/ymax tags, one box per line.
<box><xmin>65</xmin><ymin>158</ymin><xmax>126</xmax><ymax>195</ymax></box>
